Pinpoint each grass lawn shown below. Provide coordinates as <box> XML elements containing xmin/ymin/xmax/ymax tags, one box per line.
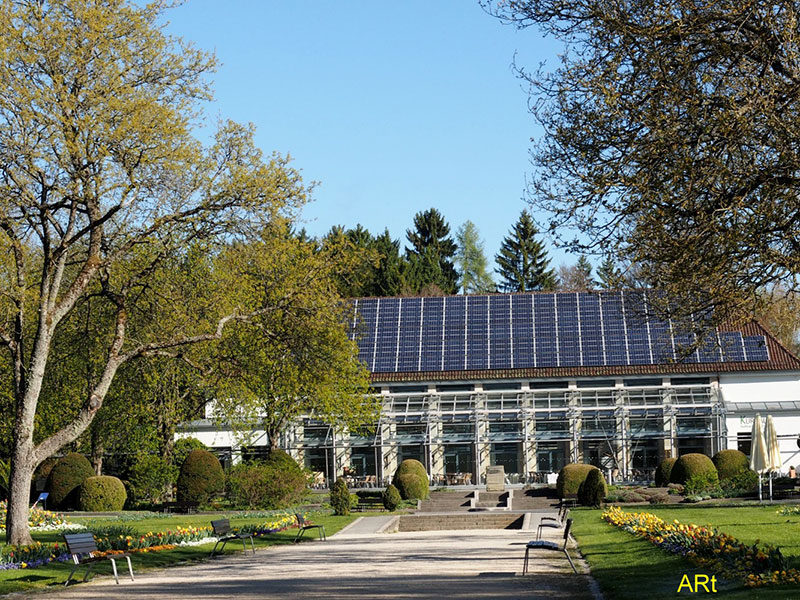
<box><xmin>571</xmin><ymin>505</ymin><xmax>800</xmax><ymax>599</ymax></box>
<box><xmin>0</xmin><ymin>512</ymin><xmax>357</xmax><ymax>596</ymax></box>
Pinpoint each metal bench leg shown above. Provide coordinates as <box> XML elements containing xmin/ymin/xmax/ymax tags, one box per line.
<box><xmin>65</xmin><ymin>564</ymin><xmax>79</xmax><ymax>586</ymax></box>
<box><xmin>241</xmin><ymin>537</ymin><xmax>247</xmax><ymax>554</ymax></box>
<box><xmin>294</xmin><ymin>528</ymin><xmax>306</xmax><ymax>543</ymax></box>
<box><xmin>82</xmin><ymin>563</ymin><xmax>94</xmax><ymax>582</ymax></box>
<box><xmin>564</xmin><ymin>549</ymin><xmax>577</xmax><ymax>574</ymax></box>
<box><xmin>319</xmin><ymin>526</ymin><xmax>326</xmax><ymax>541</ymax></box>
<box><xmin>110</xmin><ymin>557</ymin><xmax>119</xmax><ymax>584</ymax></box>
<box><xmin>249</xmin><ymin>536</ymin><xmax>256</xmax><ymax>554</ymax></box>
<box><xmin>126</xmin><ymin>555</ymin><xmax>135</xmax><ymax>581</ymax></box>
<box><xmin>523</xmin><ymin>547</ymin><xmax>530</xmax><ymax>575</ymax></box>
<box><xmin>211</xmin><ymin>539</ymin><xmax>227</xmax><ymax>557</ymax></box>
<box><xmin>537</xmin><ymin>524</ymin><xmax>543</xmax><ymax>541</ymax></box>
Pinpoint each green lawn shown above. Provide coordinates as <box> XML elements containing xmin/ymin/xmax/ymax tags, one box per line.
<box><xmin>0</xmin><ymin>512</ymin><xmax>357</xmax><ymax>596</ymax></box>
<box><xmin>570</xmin><ymin>505</ymin><xmax>800</xmax><ymax>600</ymax></box>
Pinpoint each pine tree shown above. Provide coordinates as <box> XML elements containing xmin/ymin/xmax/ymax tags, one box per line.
<box><xmin>405</xmin><ymin>208</ymin><xmax>458</xmax><ymax>294</ymax></box>
<box><xmin>495</xmin><ymin>211</ymin><xmax>556</xmax><ymax>292</ymax></box>
<box><xmin>455</xmin><ymin>221</ymin><xmax>495</xmax><ymax>294</ymax></box>
<box><xmin>596</xmin><ymin>255</ymin><xmax>625</xmax><ymax>290</ymax></box>
<box><xmin>372</xmin><ymin>229</ymin><xmax>405</xmax><ymax>296</ymax></box>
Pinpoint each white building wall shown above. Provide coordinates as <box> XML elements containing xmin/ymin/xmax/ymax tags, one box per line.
<box><xmin>720</xmin><ymin>371</ymin><xmax>800</xmax><ymax>471</ymax></box>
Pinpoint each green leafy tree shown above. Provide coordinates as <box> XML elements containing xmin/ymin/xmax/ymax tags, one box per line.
<box><xmin>210</xmin><ymin>228</ymin><xmax>378</xmax><ymax>452</ymax></box>
<box><xmin>495</xmin><ymin>211</ymin><xmax>556</xmax><ymax>292</ymax></box>
<box><xmin>0</xmin><ymin>0</ymin><xmax>309</xmax><ymax>544</ymax></box>
<box><xmin>455</xmin><ymin>221</ymin><xmax>495</xmax><ymax>294</ymax></box>
<box><xmin>371</xmin><ymin>229</ymin><xmax>406</xmax><ymax>297</ymax></box>
<box><xmin>484</xmin><ymin>0</ymin><xmax>800</xmax><ymax>324</ymax></box>
<box><xmin>405</xmin><ymin>209</ymin><xmax>458</xmax><ymax>294</ymax></box>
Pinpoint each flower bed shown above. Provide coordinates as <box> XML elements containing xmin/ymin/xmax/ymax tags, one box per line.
<box><xmin>0</xmin><ymin>500</ymin><xmax>75</xmax><ymax>532</ymax></box>
<box><xmin>602</xmin><ymin>506</ymin><xmax>800</xmax><ymax>587</ymax></box>
<box><xmin>0</xmin><ymin>511</ymin><xmax>301</xmax><ymax>570</ymax></box>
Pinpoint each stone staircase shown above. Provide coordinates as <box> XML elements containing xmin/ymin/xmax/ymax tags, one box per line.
<box><xmin>397</xmin><ymin>513</ymin><xmax>524</xmax><ymax>532</ymax></box>
<box><xmin>473</xmin><ymin>491</ymin><xmax>509</xmax><ymax>510</ymax></box>
<box><xmin>418</xmin><ymin>491</ymin><xmax>475</xmax><ymax>512</ymax></box>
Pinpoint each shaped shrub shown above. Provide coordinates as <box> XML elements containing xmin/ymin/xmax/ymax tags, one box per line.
<box><xmin>172</xmin><ymin>437</ymin><xmax>207</xmax><ymax>469</ymax></box>
<box><xmin>712</xmin><ymin>449</ymin><xmax>749</xmax><ymax>480</ymax></box>
<box><xmin>46</xmin><ymin>453</ymin><xmax>95</xmax><ymax>509</ymax></box>
<box><xmin>395</xmin><ymin>473</ymin><xmax>428</xmax><ymax>500</ymax></box>
<box><xmin>578</xmin><ymin>468</ymin><xmax>607</xmax><ymax>507</ymax></box>
<box><xmin>382</xmin><ymin>484</ymin><xmax>402</xmax><ymax>511</ymax></box>
<box><xmin>330</xmin><ymin>478</ymin><xmax>350</xmax><ymax>515</ymax></box>
<box><xmin>669</xmin><ymin>453</ymin><xmax>717</xmax><ymax>485</ymax></box>
<box><xmin>655</xmin><ymin>457</ymin><xmax>677</xmax><ymax>487</ymax></box>
<box><xmin>226</xmin><ymin>451</ymin><xmax>309</xmax><ymax>509</ymax></box>
<box><xmin>392</xmin><ymin>459</ymin><xmax>428</xmax><ymax>483</ymax></box>
<box><xmin>556</xmin><ymin>463</ymin><xmax>597</xmax><ymax>499</ymax></box>
<box><xmin>176</xmin><ymin>449</ymin><xmax>224</xmax><ymax>505</ymax></box>
<box><xmin>79</xmin><ymin>476</ymin><xmax>127</xmax><ymax>511</ymax></box>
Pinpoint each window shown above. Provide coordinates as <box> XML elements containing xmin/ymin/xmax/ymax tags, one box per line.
<box><xmin>437</xmin><ymin>383</ymin><xmax>474</xmax><ymax>392</ymax></box>
<box><xmin>624</xmin><ymin>378</ymin><xmax>663</xmax><ymax>387</ymax></box>
<box><xmin>671</xmin><ymin>377</ymin><xmax>710</xmax><ymax>386</ymax></box>
<box><xmin>389</xmin><ymin>385</ymin><xmax>427</xmax><ymax>394</ymax></box>
<box><xmin>530</xmin><ymin>380</ymin><xmax>568</xmax><ymax>390</ymax></box>
<box><xmin>576</xmin><ymin>379</ymin><xmax>615</xmax><ymax>389</ymax></box>
<box><xmin>737</xmin><ymin>432</ymin><xmax>752</xmax><ymax>457</ymax></box>
<box><xmin>483</xmin><ymin>382</ymin><xmax>522</xmax><ymax>391</ymax></box>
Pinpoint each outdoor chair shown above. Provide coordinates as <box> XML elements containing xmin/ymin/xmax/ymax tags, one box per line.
<box><xmin>537</xmin><ymin>507</ymin><xmax>569</xmax><ymax>540</ymax></box>
<box><xmin>210</xmin><ymin>518</ymin><xmax>255</xmax><ymax>557</ymax></box>
<box><xmin>523</xmin><ymin>518</ymin><xmax>578</xmax><ymax>575</ymax></box>
<box><xmin>63</xmin><ymin>532</ymin><xmax>134</xmax><ymax>586</ymax></box>
<box><xmin>293</xmin><ymin>513</ymin><xmax>327</xmax><ymax>542</ymax></box>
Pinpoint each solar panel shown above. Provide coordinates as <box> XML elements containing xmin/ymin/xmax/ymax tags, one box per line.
<box><xmin>348</xmin><ymin>292</ymin><xmax>773</xmax><ymax>374</ymax></box>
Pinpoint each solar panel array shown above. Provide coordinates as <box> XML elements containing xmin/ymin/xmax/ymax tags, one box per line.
<box><xmin>348</xmin><ymin>291</ymin><xmax>769</xmax><ymax>374</ymax></box>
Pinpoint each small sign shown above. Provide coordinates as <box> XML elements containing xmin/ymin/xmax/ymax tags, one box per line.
<box><xmin>739</xmin><ymin>416</ymin><xmax>753</xmax><ymax>427</ymax></box>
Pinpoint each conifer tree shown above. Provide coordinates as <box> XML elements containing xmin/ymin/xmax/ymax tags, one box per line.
<box><xmin>455</xmin><ymin>221</ymin><xmax>495</xmax><ymax>294</ymax></box>
<box><xmin>495</xmin><ymin>211</ymin><xmax>556</xmax><ymax>292</ymax></box>
<box><xmin>405</xmin><ymin>208</ymin><xmax>458</xmax><ymax>294</ymax></box>
<box><xmin>596</xmin><ymin>255</ymin><xmax>625</xmax><ymax>290</ymax></box>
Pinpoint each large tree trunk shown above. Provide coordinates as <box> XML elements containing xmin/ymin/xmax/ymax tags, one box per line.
<box><xmin>6</xmin><ymin>440</ymin><xmax>35</xmax><ymax>545</ymax></box>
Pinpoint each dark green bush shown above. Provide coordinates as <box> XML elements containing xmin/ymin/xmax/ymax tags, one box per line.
<box><xmin>556</xmin><ymin>463</ymin><xmax>597</xmax><ymax>498</ymax></box>
<box><xmin>78</xmin><ymin>476</ymin><xmax>127</xmax><ymax>511</ymax></box>
<box><xmin>712</xmin><ymin>449</ymin><xmax>749</xmax><ymax>480</ymax></box>
<box><xmin>47</xmin><ymin>453</ymin><xmax>95</xmax><ymax>509</ymax></box>
<box><xmin>670</xmin><ymin>453</ymin><xmax>717</xmax><ymax>485</ymax></box>
<box><xmin>655</xmin><ymin>458</ymin><xmax>677</xmax><ymax>487</ymax></box>
<box><xmin>719</xmin><ymin>469</ymin><xmax>758</xmax><ymax>495</ymax></box>
<box><xmin>392</xmin><ymin>459</ymin><xmax>428</xmax><ymax>483</ymax></box>
<box><xmin>172</xmin><ymin>437</ymin><xmax>207</xmax><ymax>469</ymax></box>
<box><xmin>330</xmin><ymin>478</ymin><xmax>350</xmax><ymax>515</ymax></box>
<box><xmin>394</xmin><ymin>473</ymin><xmax>428</xmax><ymax>500</ymax></box>
<box><xmin>129</xmin><ymin>454</ymin><xmax>178</xmax><ymax>504</ymax></box>
<box><xmin>577</xmin><ymin>468</ymin><xmax>606</xmax><ymax>507</ymax></box>
<box><xmin>176</xmin><ymin>449</ymin><xmax>224</xmax><ymax>505</ymax></box>
<box><xmin>382</xmin><ymin>484</ymin><xmax>402</xmax><ymax>511</ymax></box>
<box><xmin>226</xmin><ymin>455</ymin><xmax>310</xmax><ymax>509</ymax></box>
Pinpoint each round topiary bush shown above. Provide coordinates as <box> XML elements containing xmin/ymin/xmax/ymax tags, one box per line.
<box><xmin>330</xmin><ymin>478</ymin><xmax>350</xmax><ymax>515</ymax></box>
<box><xmin>655</xmin><ymin>457</ymin><xmax>677</xmax><ymax>487</ymax></box>
<box><xmin>382</xmin><ymin>484</ymin><xmax>402</xmax><ymax>511</ymax></box>
<box><xmin>669</xmin><ymin>453</ymin><xmax>717</xmax><ymax>485</ymax></box>
<box><xmin>46</xmin><ymin>453</ymin><xmax>95</xmax><ymax>509</ymax></box>
<box><xmin>712</xmin><ymin>449</ymin><xmax>750</xmax><ymax>480</ymax></box>
<box><xmin>176</xmin><ymin>449</ymin><xmax>224</xmax><ymax>505</ymax></box>
<box><xmin>392</xmin><ymin>459</ymin><xmax>429</xmax><ymax>500</ymax></box>
<box><xmin>392</xmin><ymin>459</ymin><xmax>428</xmax><ymax>483</ymax></box>
<box><xmin>577</xmin><ymin>468</ymin><xmax>607</xmax><ymax>507</ymax></box>
<box><xmin>395</xmin><ymin>473</ymin><xmax>428</xmax><ymax>501</ymax></box>
<box><xmin>79</xmin><ymin>476</ymin><xmax>127</xmax><ymax>511</ymax></box>
<box><xmin>172</xmin><ymin>437</ymin><xmax>207</xmax><ymax>468</ymax></box>
<box><xmin>556</xmin><ymin>463</ymin><xmax>597</xmax><ymax>499</ymax></box>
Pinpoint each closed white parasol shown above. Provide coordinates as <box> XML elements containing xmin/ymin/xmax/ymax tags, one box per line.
<box><xmin>750</xmin><ymin>414</ymin><xmax>768</xmax><ymax>502</ymax></box>
<box><xmin>765</xmin><ymin>415</ymin><xmax>782</xmax><ymax>501</ymax></box>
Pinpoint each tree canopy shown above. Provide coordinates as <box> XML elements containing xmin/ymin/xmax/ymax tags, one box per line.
<box><xmin>455</xmin><ymin>221</ymin><xmax>495</xmax><ymax>294</ymax></box>
<box><xmin>484</xmin><ymin>0</ymin><xmax>800</xmax><ymax>323</ymax></box>
<box><xmin>405</xmin><ymin>208</ymin><xmax>458</xmax><ymax>294</ymax></box>
<box><xmin>0</xmin><ymin>0</ymin><xmax>309</xmax><ymax>544</ymax></box>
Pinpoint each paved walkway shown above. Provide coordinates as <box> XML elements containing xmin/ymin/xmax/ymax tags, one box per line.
<box><xmin>34</xmin><ymin>517</ymin><xmax>599</xmax><ymax>599</ymax></box>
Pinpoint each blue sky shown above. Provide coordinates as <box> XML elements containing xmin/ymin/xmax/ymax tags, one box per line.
<box><xmin>164</xmin><ymin>1</ymin><xmax>576</xmax><ymax>272</ymax></box>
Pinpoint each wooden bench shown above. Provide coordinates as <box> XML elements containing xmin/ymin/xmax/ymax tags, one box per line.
<box><xmin>210</xmin><ymin>518</ymin><xmax>255</xmax><ymax>557</ymax></box>
<box><xmin>293</xmin><ymin>513</ymin><xmax>326</xmax><ymax>543</ymax></box>
<box><xmin>355</xmin><ymin>496</ymin><xmax>385</xmax><ymax>511</ymax></box>
<box><xmin>63</xmin><ymin>532</ymin><xmax>134</xmax><ymax>586</ymax></box>
<box><xmin>161</xmin><ymin>500</ymin><xmax>199</xmax><ymax>514</ymax></box>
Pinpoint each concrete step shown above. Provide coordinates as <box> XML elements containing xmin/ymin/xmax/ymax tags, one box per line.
<box><xmin>398</xmin><ymin>513</ymin><xmax>524</xmax><ymax>531</ymax></box>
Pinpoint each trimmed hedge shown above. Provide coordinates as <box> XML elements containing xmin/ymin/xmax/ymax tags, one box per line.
<box><xmin>395</xmin><ymin>473</ymin><xmax>428</xmax><ymax>501</ymax></box>
<box><xmin>556</xmin><ymin>463</ymin><xmax>598</xmax><ymax>499</ymax></box>
<box><xmin>382</xmin><ymin>484</ymin><xmax>402</xmax><ymax>511</ymax></box>
<box><xmin>79</xmin><ymin>476</ymin><xmax>127</xmax><ymax>511</ymax></box>
<box><xmin>46</xmin><ymin>453</ymin><xmax>95</xmax><ymax>509</ymax></box>
<box><xmin>669</xmin><ymin>453</ymin><xmax>718</xmax><ymax>485</ymax></box>
<box><xmin>578</xmin><ymin>468</ymin><xmax>607</xmax><ymax>507</ymax></box>
<box><xmin>330</xmin><ymin>478</ymin><xmax>350</xmax><ymax>515</ymax></box>
<box><xmin>392</xmin><ymin>459</ymin><xmax>428</xmax><ymax>482</ymax></box>
<box><xmin>655</xmin><ymin>458</ymin><xmax>677</xmax><ymax>487</ymax></box>
<box><xmin>176</xmin><ymin>449</ymin><xmax>224</xmax><ymax>505</ymax></box>
<box><xmin>712</xmin><ymin>449</ymin><xmax>749</xmax><ymax>480</ymax></box>
<box><xmin>226</xmin><ymin>452</ymin><xmax>310</xmax><ymax>509</ymax></box>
